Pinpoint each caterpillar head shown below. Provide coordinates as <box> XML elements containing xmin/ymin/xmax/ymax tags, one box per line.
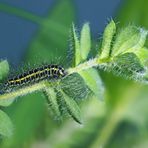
<box><xmin>58</xmin><ymin>66</ymin><xmax>67</xmax><ymax>77</ymax></box>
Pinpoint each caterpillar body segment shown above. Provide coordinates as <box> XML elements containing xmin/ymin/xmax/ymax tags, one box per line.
<box><xmin>4</xmin><ymin>64</ymin><xmax>66</xmax><ymax>88</ymax></box>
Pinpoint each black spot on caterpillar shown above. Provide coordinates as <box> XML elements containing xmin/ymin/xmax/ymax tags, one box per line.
<box><xmin>4</xmin><ymin>64</ymin><xmax>67</xmax><ymax>89</ymax></box>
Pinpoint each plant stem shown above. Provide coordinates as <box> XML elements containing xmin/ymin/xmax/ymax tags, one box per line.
<box><xmin>0</xmin><ymin>57</ymin><xmax>102</xmax><ymax>101</ymax></box>
<box><xmin>0</xmin><ymin>81</ymin><xmax>46</xmax><ymax>100</ymax></box>
<box><xmin>67</xmin><ymin>57</ymin><xmax>99</xmax><ymax>74</ymax></box>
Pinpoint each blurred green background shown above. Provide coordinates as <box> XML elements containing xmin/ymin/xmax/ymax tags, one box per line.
<box><xmin>0</xmin><ymin>0</ymin><xmax>148</xmax><ymax>148</ymax></box>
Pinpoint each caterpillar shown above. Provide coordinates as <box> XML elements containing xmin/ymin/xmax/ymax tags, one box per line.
<box><xmin>4</xmin><ymin>64</ymin><xmax>67</xmax><ymax>89</ymax></box>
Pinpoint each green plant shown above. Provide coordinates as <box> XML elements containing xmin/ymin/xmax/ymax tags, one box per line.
<box><xmin>0</xmin><ymin>18</ymin><xmax>147</xmax><ymax>139</ymax></box>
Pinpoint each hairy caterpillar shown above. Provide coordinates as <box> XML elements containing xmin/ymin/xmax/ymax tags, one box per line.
<box><xmin>4</xmin><ymin>64</ymin><xmax>66</xmax><ymax>89</ymax></box>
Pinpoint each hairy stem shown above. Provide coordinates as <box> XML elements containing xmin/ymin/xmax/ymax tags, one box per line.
<box><xmin>0</xmin><ymin>81</ymin><xmax>47</xmax><ymax>100</ymax></box>
<box><xmin>67</xmin><ymin>57</ymin><xmax>100</xmax><ymax>74</ymax></box>
<box><xmin>0</xmin><ymin>57</ymin><xmax>104</xmax><ymax>101</ymax></box>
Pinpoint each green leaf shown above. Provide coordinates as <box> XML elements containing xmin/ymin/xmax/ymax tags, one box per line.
<box><xmin>0</xmin><ymin>60</ymin><xmax>9</xmax><ymax>81</ymax></box>
<box><xmin>80</xmin><ymin>23</ymin><xmax>91</xmax><ymax>61</ymax></box>
<box><xmin>79</xmin><ymin>68</ymin><xmax>104</xmax><ymax>100</ymax></box>
<box><xmin>60</xmin><ymin>73</ymin><xmax>91</xmax><ymax>101</ymax></box>
<box><xmin>71</xmin><ymin>23</ymin><xmax>81</xmax><ymax>66</ymax></box>
<box><xmin>57</xmin><ymin>73</ymin><xmax>90</xmax><ymax>124</ymax></box>
<box><xmin>99</xmin><ymin>20</ymin><xmax>116</xmax><ymax>59</ymax></box>
<box><xmin>111</xmin><ymin>26</ymin><xmax>147</xmax><ymax>57</ymax></box>
<box><xmin>70</xmin><ymin>23</ymin><xmax>91</xmax><ymax>66</ymax></box>
<box><xmin>111</xmin><ymin>52</ymin><xmax>145</xmax><ymax>81</ymax></box>
<box><xmin>0</xmin><ymin>110</ymin><xmax>13</xmax><ymax>137</ymax></box>
<box><xmin>44</xmin><ymin>84</ymin><xmax>61</xmax><ymax>120</ymax></box>
<box><xmin>48</xmin><ymin>98</ymin><xmax>106</xmax><ymax>148</ymax></box>
<box><xmin>2</xmin><ymin>92</ymin><xmax>45</xmax><ymax>148</ymax></box>
<box><xmin>135</xmin><ymin>47</ymin><xmax>148</xmax><ymax>67</ymax></box>
<box><xmin>60</xmin><ymin>90</ymin><xmax>82</xmax><ymax>124</ymax></box>
<box><xmin>117</xmin><ymin>0</ymin><xmax>148</xmax><ymax>48</ymax></box>
<box><xmin>134</xmin><ymin>47</ymin><xmax>148</xmax><ymax>79</ymax></box>
<box><xmin>0</xmin><ymin>60</ymin><xmax>15</xmax><ymax>107</ymax></box>
<box><xmin>0</xmin><ymin>99</ymin><xmax>15</xmax><ymax>107</ymax></box>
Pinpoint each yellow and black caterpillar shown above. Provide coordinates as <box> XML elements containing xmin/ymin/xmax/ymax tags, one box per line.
<box><xmin>4</xmin><ymin>64</ymin><xmax>66</xmax><ymax>88</ymax></box>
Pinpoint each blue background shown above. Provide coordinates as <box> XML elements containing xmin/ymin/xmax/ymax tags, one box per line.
<box><xmin>0</xmin><ymin>0</ymin><xmax>121</xmax><ymax>65</ymax></box>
